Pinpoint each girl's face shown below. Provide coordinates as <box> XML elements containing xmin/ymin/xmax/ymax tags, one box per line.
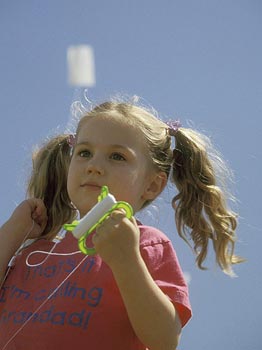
<box><xmin>67</xmin><ymin>116</ymin><xmax>157</xmax><ymax>217</ymax></box>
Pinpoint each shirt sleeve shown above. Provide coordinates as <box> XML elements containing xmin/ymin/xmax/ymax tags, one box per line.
<box><xmin>139</xmin><ymin>225</ymin><xmax>192</xmax><ymax>327</ymax></box>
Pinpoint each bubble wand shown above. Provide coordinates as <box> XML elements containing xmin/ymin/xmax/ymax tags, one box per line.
<box><xmin>64</xmin><ymin>186</ymin><xmax>133</xmax><ymax>255</ymax></box>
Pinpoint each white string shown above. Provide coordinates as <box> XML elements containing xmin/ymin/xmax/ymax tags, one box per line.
<box><xmin>26</xmin><ymin>248</ymin><xmax>82</xmax><ymax>267</ymax></box>
<box><xmin>1</xmin><ymin>253</ymin><xmax>89</xmax><ymax>350</ymax></box>
<box><xmin>25</xmin><ymin>228</ymin><xmax>81</xmax><ymax>267</ymax></box>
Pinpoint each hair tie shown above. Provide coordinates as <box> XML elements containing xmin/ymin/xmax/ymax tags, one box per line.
<box><xmin>67</xmin><ymin>134</ymin><xmax>76</xmax><ymax>148</ymax></box>
<box><xmin>67</xmin><ymin>134</ymin><xmax>76</xmax><ymax>156</ymax></box>
<box><xmin>166</xmin><ymin>120</ymin><xmax>182</xmax><ymax>136</ymax></box>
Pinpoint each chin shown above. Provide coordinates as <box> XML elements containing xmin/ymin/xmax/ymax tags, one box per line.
<box><xmin>79</xmin><ymin>203</ymin><xmax>96</xmax><ymax>218</ymax></box>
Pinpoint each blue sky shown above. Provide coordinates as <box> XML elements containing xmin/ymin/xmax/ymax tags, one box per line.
<box><xmin>0</xmin><ymin>1</ymin><xmax>261</xmax><ymax>349</ymax></box>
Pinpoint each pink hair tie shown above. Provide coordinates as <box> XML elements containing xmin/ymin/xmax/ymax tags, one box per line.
<box><xmin>166</xmin><ymin>120</ymin><xmax>182</xmax><ymax>136</ymax></box>
<box><xmin>67</xmin><ymin>134</ymin><xmax>76</xmax><ymax>148</ymax></box>
<box><xmin>67</xmin><ymin>134</ymin><xmax>76</xmax><ymax>156</ymax></box>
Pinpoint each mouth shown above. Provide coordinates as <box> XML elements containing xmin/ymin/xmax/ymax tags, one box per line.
<box><xmin>80</xmin><ymin>182</ymin><xmax>102</xmax><ymax>190</ymax></box>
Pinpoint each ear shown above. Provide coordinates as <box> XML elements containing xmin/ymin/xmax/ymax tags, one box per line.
<box><xmin>142</xmin><ymin>171</ymin><xmax>168</xmax><ymax>202</ymax></box>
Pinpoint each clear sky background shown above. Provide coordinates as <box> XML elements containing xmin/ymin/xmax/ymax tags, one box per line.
<box><xmin>0</xmin><ymin>1</ymin><xmax>261</xmax><ymax>349</ymax></box>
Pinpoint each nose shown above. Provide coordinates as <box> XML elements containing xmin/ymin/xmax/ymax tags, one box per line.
<box><xmin>85</xmin><ymin>157</ymin><xmax>105</xmax><ymax>175</ymax></box>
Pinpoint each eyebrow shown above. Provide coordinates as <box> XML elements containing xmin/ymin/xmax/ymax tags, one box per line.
<box><xmin>75</xmin><ymin>141</ymin><xmax>136</xmax><ymax>155</ymax></box>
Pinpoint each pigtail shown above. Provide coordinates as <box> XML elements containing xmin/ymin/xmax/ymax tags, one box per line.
<box><xmin>27</xmin><ymin>135</ymin><xmax>77</xmax><ymax>240</ymax></box>
<box><xmin>171</xmin><ymin>128</ymin><xmax>242</xmax><ymax>275</ymax></box>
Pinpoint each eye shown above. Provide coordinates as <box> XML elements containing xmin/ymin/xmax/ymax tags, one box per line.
<box><xmin>78</xmin><ymin>149</ymin><xmax>92</xmax><ymax>158</ymax></box>
<box><xmin>110</xmin><ymin>152</ymin><xmax>126</xmax><ymax>161</ymax></box>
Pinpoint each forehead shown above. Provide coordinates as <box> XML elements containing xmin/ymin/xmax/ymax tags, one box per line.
<box><xmin>77</xmin><ymin>114</ymin><xmax>147</xmax><ymax>149</ymax></box>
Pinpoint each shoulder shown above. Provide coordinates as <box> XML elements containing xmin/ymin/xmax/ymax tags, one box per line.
<box><xmin>137</xmin><ymin>224</ymin><xmax>185</xmax><ymax>287</ymax></box>
<box><xmin>138</xmin><ymin>224</ymin><xmax>172</xmax><ymax>248</ymax></box>
<box><xmin>138</xmin><ymin>224</ymin><xmax>179</xmax><ymax>264</ymax></box>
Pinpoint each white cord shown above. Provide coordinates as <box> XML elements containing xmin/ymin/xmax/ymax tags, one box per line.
<box><xmin>25</xmin><ymin>228</ymin><xmax>81</xmax><ymax>267</ymax></box>
<box><xmin>26</xmin><ymin>249</ymin><xmax>82</xmax><ymax>267</ymax></box>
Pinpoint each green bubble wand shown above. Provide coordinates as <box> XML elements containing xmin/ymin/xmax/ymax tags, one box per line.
<box><xmin>64</xmin><ymin>186</ymin><xmax>133</xmax><ymax>255</ymax></box>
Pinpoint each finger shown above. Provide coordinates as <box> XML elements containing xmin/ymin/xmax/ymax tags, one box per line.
<box><xmin>27</xmin><ymin>198</ymin><xmax>42</xmax><ymax>211</ymax></box>
<box><xmin>34</xmin><ymin>199</ymin><xmax>47</xmax><ymax>216</ymax></box>
<box><xmin>30</xmin><ymin>199</ymin><xmax>48</xmax><ymax>232</ymax></box>
<box><xmin>39</xmin><ymin>216</ymin><xmax>48</xmax><ymax>231</ymax></box>
<box><xmin>32</xmin><ymin>211</ymin><xmax>47</xmax><ymax>227</ymax></box>
<box><xmin>109</xmin><ymin>209</ymin><xmax>126</xmax><ymax>221</ymax></box>
<box><xmin>130</xmin><ymin>216</ymin><xmax>138</xmax><ymax>226</ymax></box>
<box><xmin>32</xmin><ymin>199</ymin><xmax>47</xmax><ymax>219</ymax></box>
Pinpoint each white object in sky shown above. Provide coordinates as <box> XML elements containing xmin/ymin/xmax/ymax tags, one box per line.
<box><xmin>67</xmin><ymin>45</ymin><xmax>96</xmax><ymax>87</ymax></box>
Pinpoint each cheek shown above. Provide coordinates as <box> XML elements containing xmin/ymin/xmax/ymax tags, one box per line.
<box><xmin>67</xmin><ymin>167</ymin><xmax>76</xmax><ymax>197</ymax></box>
<box><xmin>116</xmin><ymin>179</ymin><xmax>142</xmax><ymax>200</ymax></box>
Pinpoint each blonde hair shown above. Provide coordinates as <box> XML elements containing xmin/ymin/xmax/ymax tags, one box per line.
<box><xmin>76</xmin><ymin>99</ymin><xmax>243</xmax><ymax>275</ymax></box>
<box><xmin>27</xmin><ymin>134</ymin><xmax>76</xmax><ymax>240</ymax></box>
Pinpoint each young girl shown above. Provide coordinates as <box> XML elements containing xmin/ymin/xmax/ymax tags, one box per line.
<box><xmin>0</xmin><ymin>98</ymin><xmax>242</xmax><ymax>349</ymax></box>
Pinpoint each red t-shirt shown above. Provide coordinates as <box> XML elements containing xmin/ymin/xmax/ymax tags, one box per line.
<box><xmin>0</xmin><ymin>225</ymin><xmax>192</xmax><ymax>349</ymax></box>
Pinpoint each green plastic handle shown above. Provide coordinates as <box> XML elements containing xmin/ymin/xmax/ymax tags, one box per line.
<box><xmin>63</xmin><ymin>186</ymin><xmax>133</xmax><ymax>255</ymax></box>
<box><xmin>78</xmin><ymin>201</ymin><xmax>133</xmax><ymax>255</ymax></box>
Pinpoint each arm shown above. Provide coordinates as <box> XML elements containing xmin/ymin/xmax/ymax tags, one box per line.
<box><xmin>111</xmin><ymin>249</ymin><xmax>181</xmax><ymax>349</ymax></box>
<box><xmin>93</xmin><ymin>212</ymin><xmax>181</xmax><ymax>350</ymax></box>
<box><xmin>0</xmin><ymin>198</ymin><xmax>47</xmax><ymax>284</ymax></box>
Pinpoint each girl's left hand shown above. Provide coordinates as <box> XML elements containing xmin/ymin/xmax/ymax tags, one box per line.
<box><xmin>92</xmin><ymin>209</ymin><xmax>140</xmax><ymax>268</ymax></box>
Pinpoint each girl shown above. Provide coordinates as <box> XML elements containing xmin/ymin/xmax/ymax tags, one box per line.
<box><xmin>0</xmin><ymin>98</ymin><xmax>242</xmax><ymax>349</ymax></box>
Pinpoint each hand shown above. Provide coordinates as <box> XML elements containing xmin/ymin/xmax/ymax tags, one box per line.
<box><xmin>9</xmin><ymin>198</ymin><xmax>48</xmax><ymax>239</ymax></box>
<box><xmin>92</xmin><ymin>209</ymin><xmax>140</xmax><ymax>268</ymax></box>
